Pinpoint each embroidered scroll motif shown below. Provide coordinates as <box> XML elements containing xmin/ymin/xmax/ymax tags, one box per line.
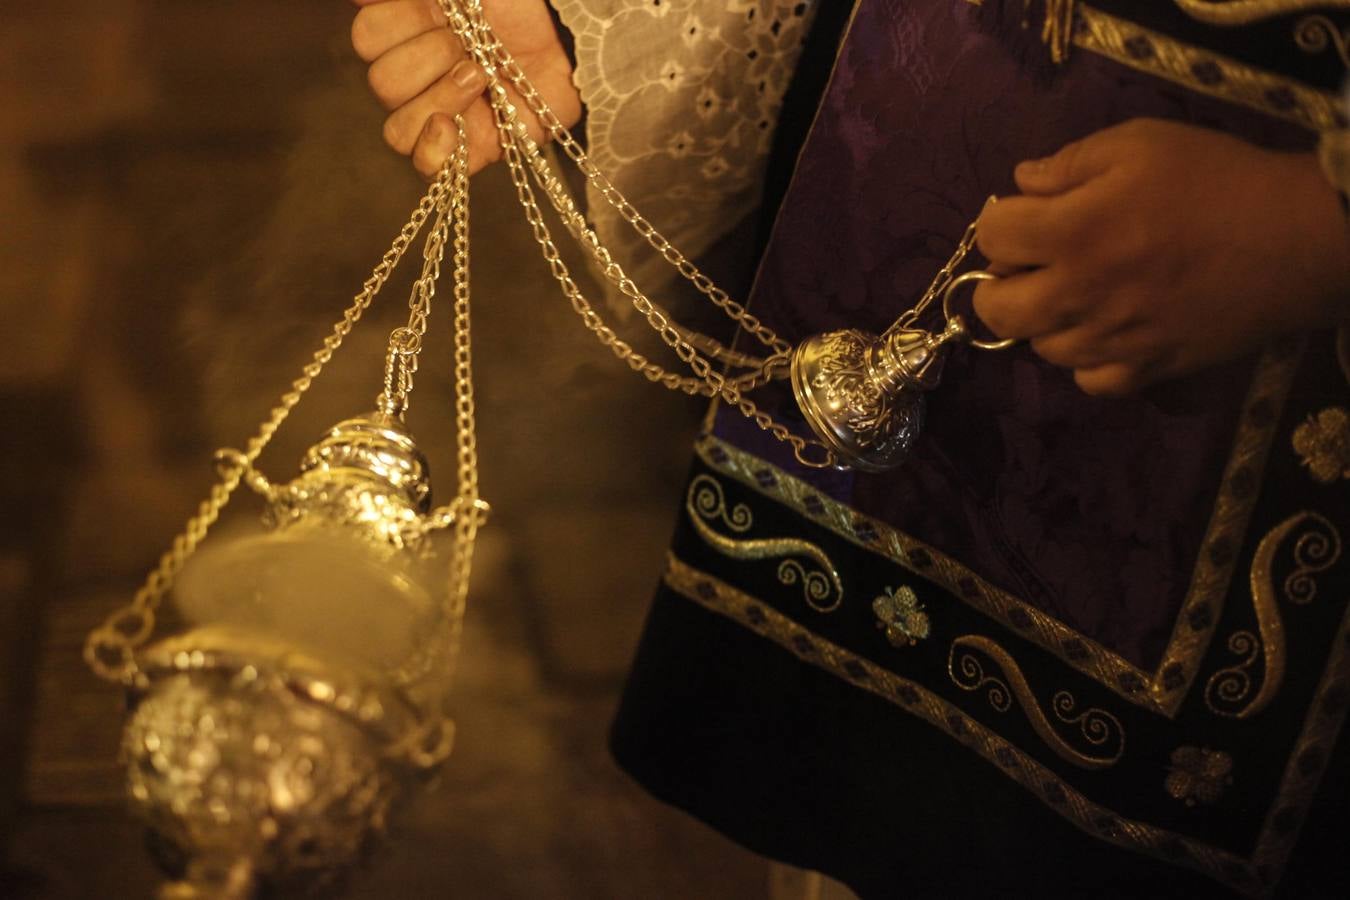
<box><xmin>1203</xmin><ymin>631</ymin><xmax>1268</xmax><ymax>718</ymax></box>
<box><xmin>1204</xmin><ymin>512</ymin><xmax>1342</xmax><ymax>717</ymax></box>
<box><xmin>699</xmin><ymin>339</ymin><xmax>1304</xmax><ymax>717</ymax></box>
<box><xmin>689</xmin><ymin>471</ymin><xmax>754</xmax><ymax>533</ymax></box>
<box><xmin>1294</xmin><ymin>14</ymin><xmax>1350</xmax><ymax>68</ymax></box>
<box><xmin>872</xmin><ymin>585</ymin><xmax>931</xmax><ymax>647</ymax></box>
<box><xmin>1292</xmin><ymin>408</ymin><xmax>1350</xmax><ymax>484</ymax></box>
<box><xmin>686</xmin><ymin>474</ymin><xmax>843</xmax><ymax>612</ymax></box>
<box><xmin>948</xmin><ymin>635</ymin><xmax>1126</xmax><ymax>769</ymax></box>
<box><xmin>1166</xmin><ymin>746</ymin><xmax>1235</xmax><ymax>806</ymax></box>
<box><xmin>663</xmin><ymin>553</ymin><xmax>1350</xmax><ymax>897</ymax></box>
<box><xmin>1283</xmin><ymin>512</ymin><xmax>1343</xmax><ymax>604</ymax></box>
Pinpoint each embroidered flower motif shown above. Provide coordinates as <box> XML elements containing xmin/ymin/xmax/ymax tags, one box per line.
<box><xmin>872</xmin><ymin>585</ymin><xmax>930</xmax><ymax>647</ymax></box>
<box><xmin>1292</xmin><ymin>406</ymin><xmax>1350</xmax><ymax>483</ymax></box>
<box><xmin>1165</xmin><ymin>746</ymin><xmax>1233</xmax><ymax>807</ymax></box>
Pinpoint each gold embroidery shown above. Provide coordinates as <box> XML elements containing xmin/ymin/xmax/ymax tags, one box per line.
<box><xmin>949</xmin><ymin>635</ymin><xmax>1125</xmax><ymax>769</ymax></box>
<box><xmin>1148</xmin><ymin>343</ymin><xmax>1303</xmax><ymax>710</ymax></box>
<box><xmin>872</xmin><ymin>585</ymin><xmax>931</xmax><ymax>647</ymax></box>
<box><xmin>1294</xmin><ymin>14</ymin><xmax>1350</xmax><ymax>68</ymax></box>
<box><xmin>1204</xmin><ymin>630</ymin><xmax>1268</xmax><ymax>717</ymax></box>
<box><xmin>1204</xmin><ymin>515</ymin><xmax>1296</xmax><ymax>717</ymax></box>
<box><xmin>686</xmin><ymin>474</ymin><xmax>843</xmax><ymax>612</ymax></box>
<box><xmin>949</xmin><ymin>637</ymin><xmax>1014</xmax><ymax>712</ymax></box>
<box><xmin>1284</xmin><ymin>512</ymin><xmax>1343</xmax><ymax>604</ymax></box>
<box><xmin>699</xmin><ymin>431</ymin><xmax>1158</xmax><ymax>708</ymax></box>
<box><xmin>1256</xmin><ymin>585</ymin><xmax>1350</xmax><ymax>884</ymax></box>
<box><xmin>666</xmin><ymin>553</ymin><xmax>1350</xmax><ymax>897</ymax></box>
<box><xmin>1292</xmin><ymin>408</ymin><xmax>1350</xmax><ymax>484</ymax></box>
<box><xmin>689</xmin><ymin>472</ymin><xmax>753</xmax><ymax>533</ymax></box>
<box><xmin>1203</xmin><ymin>512</ymin><xmax>1342</xmax><ymax>718</ymax></box>
<box><xmin>662</xmin><ymin>555</ymin><xmax>1282</xmax><ymax>897</ymax></box>
<box><xmin>698</xmin><ymin>341</ymin><xmax>1301</xmax><ymax>716</ymax></box>
<box><xmin>1173</xmin><ymin>0</ymin><xmax>1350</xmax><ymax>26</ymax></box>
<box><xmin>1166</xmin><ymin>746</ymin><xmax>1235</xmax><ymax>807</ymax></box>
<box><xmin>1043</xmin><ymin>0</ymin><xmax>1078</xmax><ymax>63</ymax></box>
<box><xmin>1075</xmin><ymin>6</ymin><xmax>1347</xmax><ymax>132</ymax></box>
<box><xmin>776</xmin><ymin>559</ymin><xmax>841</xmax><ymax>612</ymax></box>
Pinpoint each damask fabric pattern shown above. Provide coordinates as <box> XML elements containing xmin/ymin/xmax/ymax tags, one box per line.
<box><xmin>547</xmin><ymin>0</ymin><xmax>818</xmax><ymax>300</ymax></box>
<box><xmin>608</xmin><ymin>1</ymin><xmax>1350</xmax><ymax>898</ymax></box>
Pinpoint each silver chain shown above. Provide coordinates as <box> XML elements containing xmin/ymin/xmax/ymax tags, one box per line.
<box><xmin>84</xmin><ymin>169</ymin><xmax>461</xmax><ymax>684</ymax></box>
<box><xmin>436</xmin><ymin>0</ymin><xmax>836</xmax><ymax>467</ymax></box>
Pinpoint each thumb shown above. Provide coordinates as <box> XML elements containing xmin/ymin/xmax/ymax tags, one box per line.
<box><xmin>1014</xmin><ymin>133</ymin><xmax>1114</xmax><ymax>196</ymax></box>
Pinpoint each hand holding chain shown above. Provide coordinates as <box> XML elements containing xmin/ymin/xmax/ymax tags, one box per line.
<box><xmin>85</xmin><ymin>121</ymin><xmax>484</xmax><ymax>748</ymax></box>
<box><xmin>79</xmin><ymin>3</ymin><xmax>1024</xmax><ymax>893</ymax></box>
<box><xmin>433</xmin><ymin>0</ymin><xmax>1017</xmax><ymax>473</ymax></box>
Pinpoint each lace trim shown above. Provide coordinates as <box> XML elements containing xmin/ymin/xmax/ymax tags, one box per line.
<box><xmin>548</xmin><ymin>0</ymin><xmax>820</xmax><ymax>303</ymax></box>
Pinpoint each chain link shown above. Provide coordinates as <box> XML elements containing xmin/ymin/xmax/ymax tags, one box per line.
<box><xmin>885</xmin><ymin>212</ymin><xmax>983</xmax><ymax>336</ymax></box>
<box><xmin>86</xmin><ymin>0</ymin><xmax>983</xmax><ymax>717</ymax></box>
<box><xmin>436</xmin><ymin>0</ymin><xmax>996</xmax><ymax>468</ymax></box>
<box><xmin>85</xmin><ymin>164</ymin><xmax>460</xmax><ymax>683</ymax></box>
<box><xmin>379</xmin><ymin>191</ymin><xmax>454</xmax><ymax>415</ymax></box>
<box><xmin>452</xmin><ymin>3</ymin><xmax>791</xmax><ymax>356</ymax></box>
<box><xmin>438</xmin><ymin>0</ymin><xmax>835</xmax><ymax>468</ymax></box>
<box><xmin>386</xmin><ymin>122</ymin><xmax>481</xmax><ymax>768</ymax></box>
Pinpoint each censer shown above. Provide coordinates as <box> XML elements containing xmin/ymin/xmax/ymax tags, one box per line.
<box><xmin>83</xmin><ymin>1</ymin><xmax>1014</xmax><ymax>895</ymax></box>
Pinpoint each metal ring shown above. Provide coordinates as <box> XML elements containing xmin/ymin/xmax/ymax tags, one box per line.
<box><xmin>941</xmin><ymin>270</ymin><xmax>1017</xmax><ymax>351</ymax></box>
<box><xmin>388</xmin><ymin>327</ymin><xmax>422</xmax><ymax>355</ymax></box>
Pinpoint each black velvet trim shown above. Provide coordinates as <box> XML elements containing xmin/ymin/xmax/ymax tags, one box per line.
<box><xmin>612</xmin><ymin>584</ymin><xmax>1261</xmax><ymax>899</ymax></box>
<box><xmin>610</xmin><ymin>330</ymin><xmax>1350</xmax><ymax>898</ymax></box>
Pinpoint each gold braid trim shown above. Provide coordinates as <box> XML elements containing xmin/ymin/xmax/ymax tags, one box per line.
<box><xmin>696</xmin><ymin>431</ymin><xmax>1160</xmax><ymax>710</ymax></box>
<box><xmin>1074</xmin><ymin>6</ymin><xmax>1348</xmax><ymax>131</ymax></box>
<box><xmin>1044</xmin><ymin>0</ymin><xmax>1078</xmax><ymax>63</ymax></box>
<box><xmin>696</xmin><ymin>340</ymin><xmax>1299</xmax><ymax>716</ymax></box>
<box><xmin>1149</xmin><ymin>342</ymin><xmax>1304</xmax><ymax>713</ymax></box>
<box><xmin>662</xmin><ymin>556</ymin><xmax>1253</xmax><ymax>896</ymax></box>
<box><xmin>664</xmin><ymin>552</ymin><xmax>1350</xmax><ymax>899</ymax></box>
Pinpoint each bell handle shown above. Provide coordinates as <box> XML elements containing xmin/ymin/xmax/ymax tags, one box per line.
<box><xmin>940</xmin><ymin>270</ymin><xmax>1017</xmax><ymax>351</ymax></box>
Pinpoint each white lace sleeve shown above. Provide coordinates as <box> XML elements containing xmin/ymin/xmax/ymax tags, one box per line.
<box><xmin>548</xmin><ymin>0</ymin><xmax>820</xmax><ymax>296</ymax></box>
